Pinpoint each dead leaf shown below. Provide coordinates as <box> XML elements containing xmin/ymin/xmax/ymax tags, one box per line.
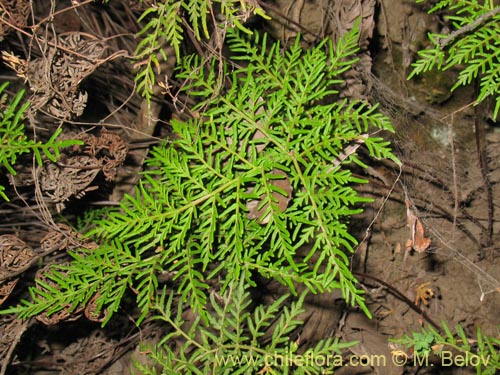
<box><xmin>328</xmin><ymin>134</ymin><xmax>367</xmax><ymax>171</ymax></box>
<box><xmin>0</xmin><ymin>235</ymin><xmax>35</xmax><ymax>306</ymax></box>
<box><xmin>414</xmin><ymin>282</ymin><xmax>435</xmax><ymax>306</ymax></box>
<box><xmin>246</xmin><ymin>169</ymin><xmax>293</xmax><ymax>224</ymax></box>
<box><xmin>405</xmin><ymin>199</ymin><xmax>431</xmax><ymax>253</ymax></box>
<box><xmin>414</xmin><ymin>219</ymin><xmax>431</xmax><ymax>252</ymax></box>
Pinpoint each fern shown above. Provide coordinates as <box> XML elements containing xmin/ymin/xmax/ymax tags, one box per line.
<box><xmin>135</xmin><ymin>274</ymin><xmax>357</xmax><ymax>374</ymax></box>
<box><xmin>0</xmin><ymin>83</ymin><xmax>83</xmax><ymax>201</ymax></box>
<box><xmin>134</xmin><ymin>0</ymin><xmax>270</xmax><ymax>100</ymax></box>
<box><xmin>3</xmin><ymin>23</ymin><xmax>399</xmax><ymax>351</ymax></box>
<box><xmin>4</xmin><ymin>240</ymin><xmax>143</xmax><ymax>325</ymax></box>
<box><xmin>108</xmin><ymin>26</ymin><xmax>396</xmax><ymax>318</ymax></box>
<box><xmin>391</xmin><ymin>321</ymin><xmax>500</xmax><ymax>375</ymax></box>
<box><xmin>408</xmin><ymin>0</ymin><xmax>500</xmax><ymax>119</ymax></box>
<box><xmin>134</xmin><ymin>1</ymin><xmax>184</xmax><ymax>102</ymax></box>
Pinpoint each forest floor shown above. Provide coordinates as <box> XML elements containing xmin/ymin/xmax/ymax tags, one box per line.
<box><xmin>0</xmin><ymin>0</ymin><xmax>499</xmax><ymax>374</ymax></box>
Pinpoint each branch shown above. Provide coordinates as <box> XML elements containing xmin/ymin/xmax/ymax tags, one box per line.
<box><xmin>438</xmin><ymin>6</ymin><xmax>500</xmax><ymax>49</ymax></box>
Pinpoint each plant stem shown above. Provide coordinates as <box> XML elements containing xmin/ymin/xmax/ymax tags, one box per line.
<box><xmin>438</xmin><ymin>6</ymin><xmax>500</xmax><ymax>49</ymax></box>
<box><xmin>353</xmin><ymin>271</ymin><xmax>442</xmax><ymax>332</ymax></box>
<box><xmin>473</xmin><ymin>80</ymin><xmax>493</xmax><ymax>258</ymax></box>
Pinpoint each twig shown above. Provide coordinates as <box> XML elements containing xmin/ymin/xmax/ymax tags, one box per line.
<box><xmin>255</xmin><ymin>0</ymin><xmax>321</xmax><ymax>40</ymax></box>
<box><xmin>0</xmin><ymin>318</ymin><xmax>30</xmax><ymax>375</ymax></box>
<box><xmin>353</xmin><ymin>272</ymin><xmax>442</xmax><ymax>332</ymax></box>
<box><xmin>448</xmin><ymin>115</ymin><xmax>459</xmax><ymax>242</ymax></box>
<box><xmin>438</xmin><ymin>6</ymin><xmax>500</xmax><ymax>49</ymax></box>
<box><xmin>473</xmin><ymin>80</ymin><xmax>493</xmax><ymax>257</ymax></box>
<box><xmin>353</xmin><ymin>172</ymin><xmax>483</xmax><ymax>248</ymax></box>
<box><xmin>0</xmin><ymin>8</ymin><xmax>129</xmax><ymax>63</ymax></box>
<box><xmin>402</xmin><ymin>160</ymin><xmax>487</xmax><ymax>234</ymax></box>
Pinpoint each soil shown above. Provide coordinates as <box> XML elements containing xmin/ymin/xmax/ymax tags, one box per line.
<box><xmin>0</xmin><ymin>1</ymin><xmax>499</xmax><ymax>375</ymax></box>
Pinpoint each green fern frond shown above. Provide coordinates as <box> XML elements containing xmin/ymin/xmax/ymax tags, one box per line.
<box><xmin>183</xmin><ymin>0</ymin><xmax>210</xmax><ymax>40</ymax></box>
<box><xmin>134</xmin><ymin>1</ymin><xmax>183</xmax><ymax>100</ymax></box>
<box><xmin>1</xmin><ymin>240</ymin><xmax>141</xmax><ymax>325</ymax></box>
<box><xmin>5</xmin><ymin>25</ymin><xmax>398</xmax><ymax>345</ymax></box>
<box><xmin>87</xmin><ymin>26</ymin><xmax>397</xmax><ymax>319</ymax></box>
<box><xmin>0</xmin><ymin>83</ymin><xmax>83</xmax><ymax>201</ymax></box>
<box><xmin>391</xmin><ymin>321</ymin><xmax>500</xmax><ymax>374</ymax></box>
<box><xmin>136</xmin><ymin>275</ymin><xmax>357</xmax><ymax>374</ymax></box>
<box><xmin>133</xmin><ymin>1</ymin><xmax>271</xmax><ymax>100</ymax></box>
<box><xmin>409</xmin><ymin>1</ymin><xmax>500</xmax><ymax>119</ymax></box>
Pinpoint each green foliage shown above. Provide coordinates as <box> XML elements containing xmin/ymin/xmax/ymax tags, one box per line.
<box><xmin>134</xmin><ymin>1</ymin><xmax>184</xmax><ymax>102</ymax></box>
<box><xmin>134</xmin><ymin>0</ymin><xmax>270</xmax><ymax>100</ymax></box>
<box><xmin>5</xmin><ymin>239</ymin><xmax>148</xmax><ymax>325</ymax></box>
<box><xmin>392</xmin><ymin>322</ymin><xmax>500</xmax><ymax>375</ymax></box>
<box><xmin>135</xmin><ymin>274</ymin><xmax>357</xmax><ymax>374</ymax></box>
<box><xmin>410</xmin><ymin>331</ymin><xmax>435</xmax><ymax>355</ymax></box>
<box><xmin>113</xmin><ymin>26</ymin><xmax>396</xmax><ymax>315</ymax></box>
<box><xmin>0</xmin><ymin>83</ymin><xmax>83</xmax><ymax>201</ymax></box>
<box><xmin>408</xmin><ymin>0</ymin><xmax>500</xmax><ymax>119</ymax></box>
<box><xmin>3</xmin><ymin>23</ymin><xmax>399</xmax><ymax>374</ymax></box>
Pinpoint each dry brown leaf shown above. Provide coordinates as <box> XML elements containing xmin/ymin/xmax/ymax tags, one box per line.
<box><xmin>246</xmin><ymin>169</ymin><xmax>293</xmax><ymax>224</ymax></box>
<box><xmin>84</xmin><ymin>293</ymin><xmax>109</xmax><ymax>323</ymax></box>
<box><xmin>405</xmin><ymin>199</ymin><xmax>431</xmax><ymax>253</ymax></box>
<box><xmin>0</xmin><ymin>235</ymin><xmax>35</xmax><ymax>306</ymax></box>
<box><xmin>414</xmin><ymin>281</ymin><xmax>435</xmax><ymax>306</ymax></box>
